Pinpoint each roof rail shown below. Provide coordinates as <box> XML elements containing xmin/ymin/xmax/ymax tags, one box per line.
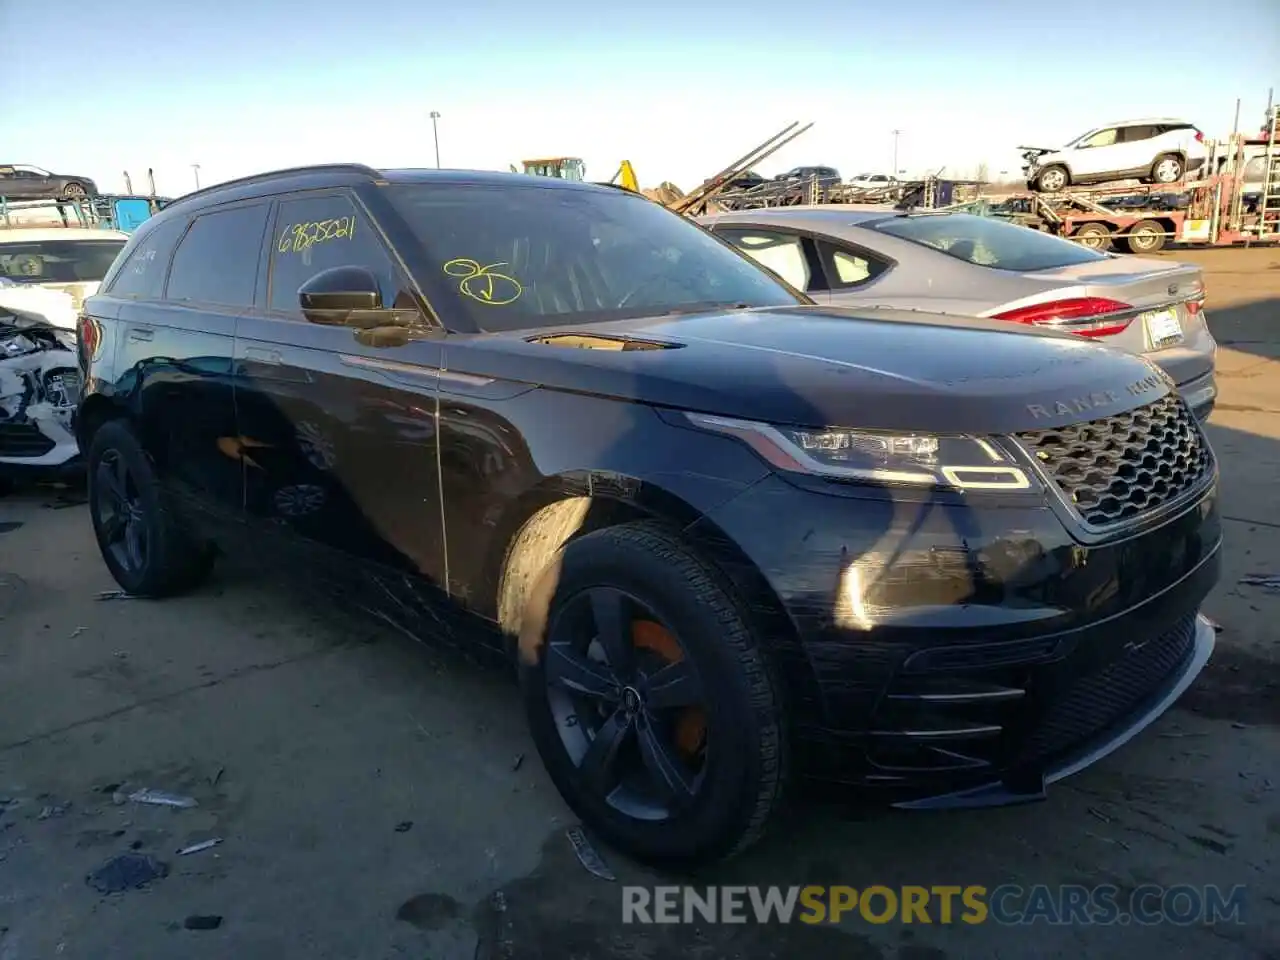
<box><xmin>163</xmin><ymin>163</ymin><xmax>383</xmax><ymax>209</ymax></box>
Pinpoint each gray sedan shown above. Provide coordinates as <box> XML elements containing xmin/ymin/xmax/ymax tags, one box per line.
<box><xmin>698</xmin><ymin>207</ymin><xmax>1217</xmax><ymax>419</ymax></box>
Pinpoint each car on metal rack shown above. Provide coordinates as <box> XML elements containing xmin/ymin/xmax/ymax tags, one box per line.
<box><xmin>700</xmin><ymin>207</ymin><xmax>1218</xmax><ymax>420</ymax></box>
<box><xmin>0</xmin><ymin>164</ymin><xmax>100</xmax><ymax>201</ymax></box>
<box><xmin>77</xmin><ymin>164</ymin><xmax>1220</xmax><ymax>866</ymax></box>
<box><xmin>1020</xmin><ymin>119</ymin><xmax>1207</xmax><ymax>192</ymax></box>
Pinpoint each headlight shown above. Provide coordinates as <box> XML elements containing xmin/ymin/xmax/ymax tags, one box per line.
<box><xmin>685</xmin><ymin>413</ymin><xmax>1033</xmax><ymax>491</ymax></box>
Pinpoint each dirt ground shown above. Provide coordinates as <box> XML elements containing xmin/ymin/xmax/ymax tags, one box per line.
<box><xmin>1</xmin><ymin>247</ymin><xmax>1278</xmax><ymax>960</ymax></box>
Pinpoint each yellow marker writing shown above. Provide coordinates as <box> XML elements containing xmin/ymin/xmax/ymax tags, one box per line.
<box><xmin>278</xmin><ymin>217</ymin><xmax>356</xmax><ymax>255</ymax></box>
<box><xmin>443</xmin><ymin>258</ymin><xmax>523</xmax><ymax>306</ymax></box>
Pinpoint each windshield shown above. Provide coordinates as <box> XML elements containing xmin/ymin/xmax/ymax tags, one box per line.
<box><xmin>384</xmin><ymin>183</ymin><xmax>804</xmax><ymax>333</ymax></box>
<box><xmin>869</xmin><ymin>213</ymin><xmax>1110</xmax><ymax>271</ymax></box>
<box><xmin>0</xmin><ymin>238</ymin><xmax>127</xmax><ymax>284</ymax></box>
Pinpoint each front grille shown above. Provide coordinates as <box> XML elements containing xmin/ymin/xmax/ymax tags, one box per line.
<box><xmin>0</xmin><ymin>422</ymin><xmax>56</xmax><ymax>457</ymax></box>
<box><xmin>1016</xmin><ymin>613</ymin><xmax>1197</xmax><ymax>766</ymax></box>
<box><xmin>1016</xmin><ymin>394</ymin><xmax>1212</xmax><ymax>528</ymax></box>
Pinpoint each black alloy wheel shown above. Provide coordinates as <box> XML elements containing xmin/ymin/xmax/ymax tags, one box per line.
<box><xmin>518</xmin><ymin>521</ymin><xmax>788</xmax><ymax>866</ymax></box>
<box><xmin>543</xmin><ymin>586</ymin><xmax>708</xmax><ymax>821</ymax></box>
<box><xmin>86</xmin><ymin>419</ymin><xmax>213</xmax><ymax>597</ymax></box>
<box><xmin>93</xmin><ymin>449</ymin><xmax>148</xmax><ymax>576</ymax></box>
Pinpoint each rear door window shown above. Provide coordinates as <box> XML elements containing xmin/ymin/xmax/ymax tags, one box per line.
<box><xmin>1121</xmin><ymin>125</ymin><xmax>1159</xmax><ymax>143</ymax></box>
<box><xmin>267</xmin><ymin>192</ymin><xmax>401</xmax><ymax>315</ymax></box>
<box><xmin>716</xmin><ymin>228</ymin><xmax>813</xmax><ymax>291</ymax></box>
<box><xmin>869</xmin><ymin>213</ymin><xmax>1109</xmax><ymax>271</ymax></box>
<box><xmin>165</xmin><ymin>203</ymin><xmax>270</xmax><ymax>307</ymax></box>
<box><xmin>106</xmin><ymin>216</ymin><xmax>188</xmax><ymax>299</ymax></box>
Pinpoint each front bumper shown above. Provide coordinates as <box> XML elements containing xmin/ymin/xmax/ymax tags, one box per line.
<box><xmin>1178</xmin><ymin>369</ymin><xmax>1217</xmax><ymax>421</ymax></box>
<box><xmin>695</xmin><ymin>471</ymin><xmax>1221</xmax><ymax>805</ymax></box>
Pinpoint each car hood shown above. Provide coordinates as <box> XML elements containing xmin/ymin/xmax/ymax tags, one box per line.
<box><xmin>452</xmin><ymin>305</ymin><xmax>1173</xmax><ymax>434</ymax></box>
<box><xmin>0</xmin><ymin>284</ymin><xmax>77</xmax><ymax>330</ymax></box>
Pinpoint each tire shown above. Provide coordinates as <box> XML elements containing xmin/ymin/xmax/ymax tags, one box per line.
<box><xmin>1072</xmin><ymin>223</ymin><xmax>1113</xmax><ymax>251</ymax></box>
<box><xmin>516</xmin><ymin>520</ymin><xmax>788</xmax><ymax>867</ymax></box>
<box><xmin>60</xmin><ymin>181</ymin><xmax>88</xmax><ymax>199</ymax></box>
<box><xmin>1150</xmin><ymin>154</ymin><xmax>1184</xmax><ymax>185</ymax></box>
<box><xmin>1034</xmin><ymin>165</ymin><xmax>1070</xmax><ymax>192</ymax></box>
<box><xmin>1120</xmin><ymin>220</ymin><xmax>1166</xmax><ymax>254</ymax></box>
<box><xmin>86</xmin><ymin>419</ymin><xmax>213</xmax><ymax>597</ymax></box>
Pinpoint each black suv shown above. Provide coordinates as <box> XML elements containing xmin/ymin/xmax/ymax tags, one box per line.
<box><xmin>77</xmin><ymin>164</ymin><xmax>1220</xmax><ymax>866</ymax></box>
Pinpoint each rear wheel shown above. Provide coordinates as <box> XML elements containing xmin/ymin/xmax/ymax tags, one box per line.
<box><xmin>1035</xmin><ymin>165</ymin><xmax>1070</xmax><ymax>192</ymax></box>
<box><xmin>1120</xmin><ymin>220</ymin><xmax>1166</xmax><ymax>254</ymax></box>
<box><xmin>86</xmin><ymin>419</ymin><xmax>213</xmax><ymax>597</ymax></box>
<box><xmin>1072</xmin><ymin>223</ymin><xmax>1113</xmax><ymax>251</ymax></box>
<box><xmin>517</xmin><ymin>521</ymin><xmax>788</xmax><ymax>867</ymax></box>
<box><xmin>61</xmin><ymin>181</ymin><xmax>88</xmax><ymax>199</ymax></box>
<box><xmin>1150</xmin><ymin>154</ymin><xmax>1184</xmax><ymax>184</ymax></box>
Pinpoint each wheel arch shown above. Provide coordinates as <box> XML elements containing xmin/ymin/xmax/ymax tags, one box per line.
<box><xmin>75</xmin><ymin>394</ymin><xmax>127</xmax><ymax>453</ymax></box>
<box><xmin>485</xmin><ymin>471</ymin><xmax>797</xmax><ymax>654</ymax></box>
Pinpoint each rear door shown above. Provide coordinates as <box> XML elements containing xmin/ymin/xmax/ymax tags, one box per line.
<box><xmin>115</xmin><ymin>202</ymin><xmax>269</xmax><ymax>522</ymax></box>
<box><xmin>233</xmin><ymin>188</ymin><xmax>448</xmax><ymax>593</ymax></box>
<box><xmin>1</xmin><ymin>167</ymin><xmax>38</xmax><ymax>199</ymax></box>
<box><xmin>1116</xmin><ymin>124</ymin><xmax>1160</xmax><ymax>174</ymax></box>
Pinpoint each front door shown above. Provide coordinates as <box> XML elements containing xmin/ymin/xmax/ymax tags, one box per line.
<box><xmin>233</xmin><ymin>189</ymin><xmax>449</xmax><ymax>605</ymax></box>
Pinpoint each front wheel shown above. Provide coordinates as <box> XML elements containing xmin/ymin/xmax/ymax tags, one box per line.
<box><xmin>517</xmin><ymin>521</ymin><xmax>788</xmax><ymax>867</ymax></box>
<box><xmin>86</xmin><ymin>419</ymin><xmax>213</xmax><ymax>597</ymax></box>
<box><xmin>1150</xmin><ymin>154</ymin><xmax>1184</xmax><ymax>184</ymax></box>
<box><xmin>1035</xmin><ymin>165</ymin><xmax>1070</xmax><ymax>192</ymax></box>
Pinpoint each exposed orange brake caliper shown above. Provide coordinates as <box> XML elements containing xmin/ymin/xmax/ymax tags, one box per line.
<box><xmin>631</xmin><ymin>620</ymin><xmax>706</xmax><ymax>760</ymax></box>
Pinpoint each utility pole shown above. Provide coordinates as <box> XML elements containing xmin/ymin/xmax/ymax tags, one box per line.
<box><xmin>429</xmin><ymin>111</ymin><xmax>441</xmax><ymax>168</ymax></box>
<box><xmin>891</xmin><ymin>129</ymin><xmax>903</xmax><ymax>176</ymax></box>
<box><xmin>191</xmin><ymin>163</ymin><xmax>201</xmax><ymax>190</ymax></box>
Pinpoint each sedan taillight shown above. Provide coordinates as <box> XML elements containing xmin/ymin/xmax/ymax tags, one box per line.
<box><xmin>991</xmin><ymin>297</ymin><xmax>1134</xmax><ymax>338</ymax></box>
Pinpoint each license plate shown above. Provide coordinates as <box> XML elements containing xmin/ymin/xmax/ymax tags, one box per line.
<box><xmin>1143</xmin><ymin>307</ymin><xmax>1182</xmax><ymax>348</ymax></box>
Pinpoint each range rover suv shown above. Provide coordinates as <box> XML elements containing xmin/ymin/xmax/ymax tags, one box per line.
<box><xmin>77</xmin><ymin>164</ymin><xmax>1221</xmax><ymax>866</ymax></box>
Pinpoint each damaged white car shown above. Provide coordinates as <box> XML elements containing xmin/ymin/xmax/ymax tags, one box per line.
<box><xmin>0</xmin><ymin>277</ymin><xmax>82</xmax><ymax>489</ymax></box>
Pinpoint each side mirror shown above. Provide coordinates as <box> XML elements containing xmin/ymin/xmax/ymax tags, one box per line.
<box><xmin>299</xmin><ymin>266</ymin><xmax>383</xmax><ymax>325</ymax></box>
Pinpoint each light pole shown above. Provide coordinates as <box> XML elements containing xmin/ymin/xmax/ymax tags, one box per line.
<box><xmin>891</xmin><ymin>130</ymin><xmax>902</xmax><ymax>176</ymax></box>
<box><xmin>429</xmin><ymin>111</ymin><xmax>441</xmax><ymax>168</ymax></box>
<box><xmin>191</xmin><ymin>163</ymin><xmax>201</xmax><ymax>190</ymax></box>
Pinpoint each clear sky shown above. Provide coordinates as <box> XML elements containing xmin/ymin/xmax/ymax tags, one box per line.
<box><xmin>2</xmin><ymin>0</ymin><xmax>1277</xmax><ymax>198</ymax></box>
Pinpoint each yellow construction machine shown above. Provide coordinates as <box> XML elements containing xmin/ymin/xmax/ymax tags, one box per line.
<box><xmin>515</xmin><ymin>157</ymin><xmax>640</xmax><ymax>193</ymax></box>
<box><xmin>511</xmin><ymin>122</ymin><xmax>814</xmax><ymax>215</ymax></box>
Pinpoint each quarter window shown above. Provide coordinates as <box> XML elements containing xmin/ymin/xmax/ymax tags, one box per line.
<box><xmin>718</xmin><ymin>229</ymin><xmax>811</xmax><ymax>291</ymax></box>
<box><xmin>268</xmin><ymin>193</ymin><xmax>400</xmax><ymax>314</ymax></box>
<box><xmin>107</xmin><ymin>217</ymin><xmax>187</xmax><ymax>298</ymax></box>
<box><xmin>165</xmin><ymin>204</ymin><xmax>270</xmax><ymax>307</ymax></box>
<box><xmin>817</xmin><ymin>242</ymin><xmax>888</xmax><ymax>288</ymax></box>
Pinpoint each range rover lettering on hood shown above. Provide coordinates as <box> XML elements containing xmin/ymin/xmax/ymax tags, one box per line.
<box><xmin>1027</xmin><ymin>372</ymin><xmax>1166</xmax><ymax>419</ymax></box>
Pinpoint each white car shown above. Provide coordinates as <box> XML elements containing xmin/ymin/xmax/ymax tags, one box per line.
<box><xmin>0</xmin><ymin>226</ymin><xmax>130</xmax><ymax>311</ymax></box>
<box><xmin>847</xmin><ymin>173</ymin><xmax>899</xmax><ymax>191</ymax></box>
<box><xmin>1021</xmin><ymin>118</ymin><xmax>1207</xmax><ymax>192</ymax></box>
<box><xmin>0</xmin><ymin>278</ymin><xmax>81</xmax><ymax>487</ymax></box>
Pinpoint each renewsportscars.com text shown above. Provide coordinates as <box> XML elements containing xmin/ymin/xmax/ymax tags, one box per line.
<box><xmin>622</xmin><ymin>884</ymin><xmax>1247</xmax><ymax>926</ymax></box>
